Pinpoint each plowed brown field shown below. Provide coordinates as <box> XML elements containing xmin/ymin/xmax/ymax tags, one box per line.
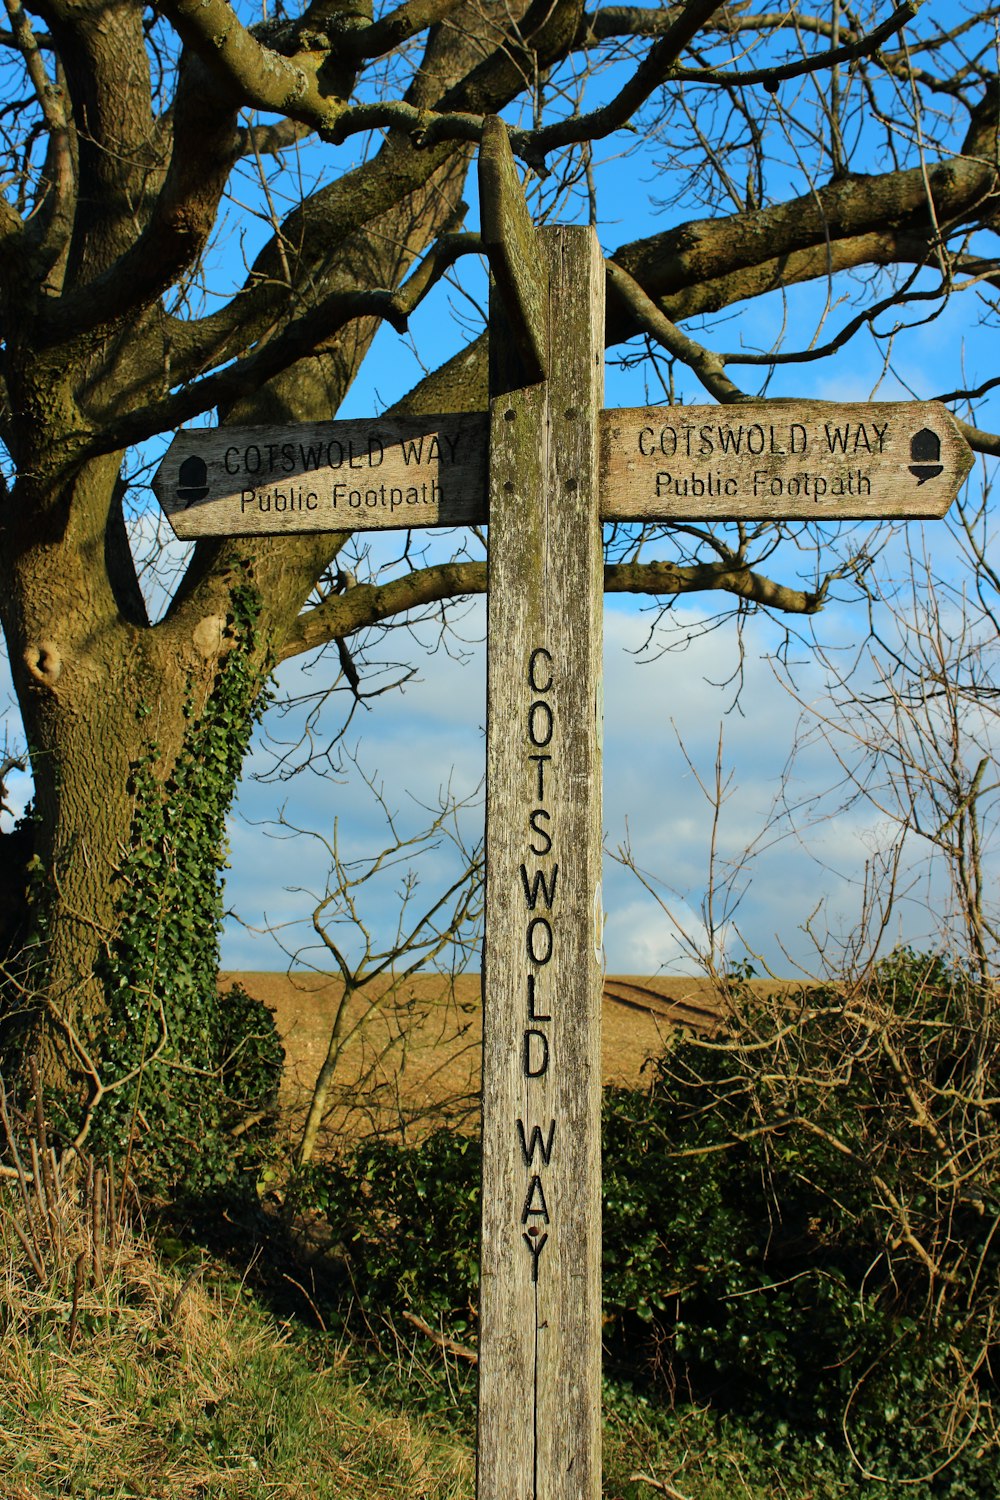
<box><xmin>221</xmin><ymin>971</ymin><xmax>735</xmax><ymax>1148</ymax></box>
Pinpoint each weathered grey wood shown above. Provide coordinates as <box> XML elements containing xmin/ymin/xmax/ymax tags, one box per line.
<box><xmin>153</xmin><ymin>399</ymin><xmax>971</xmax><ymax>536</ymax></box>
<box><xmin>478</xmin><ymin>225</ymin><xmax>604</xmax><ymax>1500</ymax></box>
<box><xmin>152</xmin><ymin>413</ymin><xmax>488</xmax><ymax>537</ymax></box>
<box><xmin>478</xmin><ymin>116</ymin><xmax>548</xmax><ymax>387</ymax></box>
<box><xmin>600</xmin><ymin>401</ymin><xmax>972</xmax><ymax>520</ymax></box>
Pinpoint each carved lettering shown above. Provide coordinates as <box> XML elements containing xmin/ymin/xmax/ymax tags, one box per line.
<box><xmin>527</xmin><ymin>916</ymin><xmax>554</xmax><ymax>965</ymax></box>
<box><xmin>517</xmin><ymin>1118</ymin><xmax>556</xmax><ymax>1166</ymax></box>
<box><xmin>520</xmin><ymin>863</ymin><xmax>559</xmax><ymax>909</ymax></box>
<box><xmin>607</xmin><ymin>406</ymin><xmax>971</xmax><ymax>520</ymax></box>
<box><xmin>753</xmin><ymin>469</ymin><xmax>870</xmax><ymax>500</ymax></box>
<box><xmin>522</xmin><ymin>1231</ymin><xmax>549</xmax><ymax>1282</ymax></box>
<box><xmin>332</xmin><ymin>480</ymin><xmax>443</xmax><ymax>510</ymax></box>
<box><xmin>523</xmin><ymin>1028</ymin><xmax>550</xmax><ymax>1077</ymax></box>
<box><xmin>529</xmin><ymin>808</ymin><xmax>552</xmax><ymax>855</ymax></box>
<box><xmin>529</xmin><ymin>754</ymin><xmax>552</xmax><ymax>800</ymax></box>
<box><xmin>240</xmin><ymin>486</ymin><xmax>319</xmax><ymax>513</ymax></box>
<box><xmin>528</xmin><ymin>700</ymin><xmax>554</xmax><ymax>747</ymax></box>
<box><xmin>521</xmin><ymin>1175</ymin><xmax>551</xmax><ymax>1225</ymax></box>
<box><xmin>528</xmin><ymin>647</ymin><xmax>554</xmax><ymax>693</ymax></box>
<box><xmin>527</xmin><ymin>974</ymin><xmax>551</xmax><ymax>1022</ymax></box>
<box><xmin>823</xmin><ymin>420</ymin><xmax>888</xmax><ymax>454</ymax></box>
<box><xmin>517</xmin><ymin>642</ymin><xmax>559</xmax><ymax>1287</ymax></box>
<box><xmin>637</xmin><ymin>420</ymin><xmax>810</xmax><ymax>460</ymax></box>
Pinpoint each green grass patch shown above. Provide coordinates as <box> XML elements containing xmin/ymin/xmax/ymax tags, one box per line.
<box><xmin>0</xmin><ymin>1162</ymin><xmax>472</xmax><ymax>1499</ymax></box>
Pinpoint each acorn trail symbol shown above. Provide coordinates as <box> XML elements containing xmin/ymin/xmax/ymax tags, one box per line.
<box><xmin>909</xmin><ymin>427</ymin><xmax>943</xmax><ymax>485</ymax></box>
<box><xmin>177</xmin><ymin>454</ymin><xmax>209</xmax><ymax>508</ymax></box>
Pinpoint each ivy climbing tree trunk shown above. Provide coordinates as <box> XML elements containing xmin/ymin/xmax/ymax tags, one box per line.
<box><xmin>1</xmin><ymin>456</ymin><xmax>270</xmax><ymax>1105</ymax></box>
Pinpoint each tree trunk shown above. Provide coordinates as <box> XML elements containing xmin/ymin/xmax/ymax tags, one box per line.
<box><xmin>0</xmin><ymin>449</ymin><xmax>258</xmax><ymax>1103</ymax></box>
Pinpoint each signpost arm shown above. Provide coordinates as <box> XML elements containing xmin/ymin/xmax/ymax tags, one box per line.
<box><xmin>478</xmin><ymin>221</ymin><xmax>605</xmax><ymax>1497</ymax></box>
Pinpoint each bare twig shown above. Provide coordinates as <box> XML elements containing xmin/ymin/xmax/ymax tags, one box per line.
<box><xmin>402</xmin><ymin>1308</ymin><xmax>479</xmax><ymax>1363</ymax></box>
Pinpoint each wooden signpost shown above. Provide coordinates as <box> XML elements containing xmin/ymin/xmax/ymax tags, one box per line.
<box><xmin>153</xmin><ymin>118</ymin><xmax>972</xmax><ymax>1500</ymax></box>
<box><xmin>478</xmin><ymin>157</ymin><xmax>605</xmax><ymax>1500</ymax></box>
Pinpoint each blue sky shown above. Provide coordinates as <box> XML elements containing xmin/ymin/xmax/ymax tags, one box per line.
<box><xmin>2</xmin><ymin>0</ymin><xmax>998</xmax><ymax>979</ymax></box>
<box><xmin>207</xmin><ymin>125</ymin><xmax>999</xmax><ymax>979</ymax></box>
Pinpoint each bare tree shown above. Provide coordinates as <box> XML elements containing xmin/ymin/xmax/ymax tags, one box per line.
<box><xmin>771</xmin><ymin>492</ymin><xmax>1000</xmax><ymax>979</ymax></box>
<box><xmin>0</xmin><ymin>0</ymin><xmax>999</xmax><ymax>1104</ymax></box>
<box><xmin>261</xmin><ymin>770</ymin><xmax>483</xmax><ymax>1163</ymax></box>
<box><xmin>614</xmin><ymin>568</ymin><xmax>1000</xmax><ymax>1478</ymax></box>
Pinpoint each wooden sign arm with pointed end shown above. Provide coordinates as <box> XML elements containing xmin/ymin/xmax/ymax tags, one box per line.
<box><xmin>478</xmin><ymin>116</ymin><xmax>548</xmax><ymax>387</ymax></box>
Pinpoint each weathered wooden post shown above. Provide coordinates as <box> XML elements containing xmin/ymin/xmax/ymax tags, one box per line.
<box><xmin>152</xmin><ymin>116</ymin><xmax>973</xmax><ymax>1500</ymax></box>
<box><xmin>477</xmin><ymin>120</ymin><xmax>605</xmax><ymax>1500</ymax></box>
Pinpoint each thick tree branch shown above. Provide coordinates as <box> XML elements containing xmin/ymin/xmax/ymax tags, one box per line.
<box><xmin>575</xmin><ymin>5</ymin><xmax>681</xmax><ymax>45</ymax></box>
<box><xmin>158</xmin><ymin>0</ymin><xmax>346</xmax><ymax>132</ymax></box>
<box><xmin>152</xmin><ymin>168</ymin><xmax>961</xmax><ymax>408</ymax></box>
<box><xmin>956</xmin><ymin>420</ymin><xmax>1000</xmax><ymax>459</ymax></box>
<box><xmin>330</xmin><ymin>0</ymin><xmax>589</xmax><ymax>147</ymax></box>
<box><xmin>506</xmin><ymin>0</ymin><xmax>910</xmax><ymax>168</ymax></box>
<box><xmin>278</xmin><ymin>559</ymin><xmax>488</xmax><ymax>661</ymax></box>
<box><xmin>89</xmin><ymin>225</ymin><xmax>481</xmax><ymax>450</ymax></box>
<box><xmin>103</xmin><ymin>128</ymin><xmax>469</xmax><ymax>405</ymax></box>
<box><xmin>611</xmin><ymin>148</ymin><xmax>1000</xmax><ymax>325</ymax></box>
<box><xmin>391</xmin><ymin>230</ymin><xmax>483</xmax><ymax>322</ymax></box>
<box><xmin>237</xmin><ymin>117</ymin><xmax>313</xmax><ymax>159</ymax></box>
<box><xmin>159</xmin><ymin>0</ymin><xmax>567</xmax><ymax>148</ymax></box>
<box><xmin>279</xmin><ymin>547</ymin><xmax>834</xmax><ymax>665</ymax></box>
<box><xmin>345</xmin><ymin>0</ymin><xmax>467</xmax><ymax>61</ymax></box>
<box><xmin>3</xmin><ymin>0</ymin><xmax>71</xmax><ymax>266</ymax></box>
<box><xmin>325</xmin><ymin>99</ymin><xmax>484</xmax><ymax>146</ymax></box>
<box><xmin>606</xmin><ymin>260</ymin><xmax>748</xmax><ymax>402</ymax></box>
<box><xmin>604</xmin><ymin>558</ymin><xmax>831</xmax><ymax>614</ymax></box>
<box><xmin>4</xmin><ymin>0</ymin><xmax>64</xmax><ymax>133</ymax></box>
<box><xmin>325</xmin><ymin>0</ymin><xmax>727</xmax><ymax>164</ymax></box>
<box><xmin>653</xmin><ymin>228</ymin><xmax>933</xmax><ymax>329</ymax></box>
<box><xmin>45</xmin><ymin>0</ymin><xmax>162</xmax><ymax>292</ymax></box>
<box><xmin>97</xmin><ymin>0</ymin><xmax>582</xmax><ymax>385</ymax></box>
<box><xmin>86</xmin><ymin>285</ymin><xmax>410</xmax><ymax>456</ymax></box>
<box><xmin>510</xmin><ymin>0</ymin><xmax>724</xmax><ymax>166</ymax></box>
<box><xmin>577</xmin><ymin>6</ymin><xmax>950</xmax><ymax>50</ymax></box>
<box><xmin>42</xmin><ymin>52</ymin><xmax>241</xmax><ymax>342</ymax></box>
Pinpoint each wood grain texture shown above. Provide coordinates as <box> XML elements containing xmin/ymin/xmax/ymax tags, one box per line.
<box><xmin>600</xmin><ymin>401</ymin><xmax>972</xmax><ymax>520</ymax></box>
<box><xmin>478</xmin><ymin>226</ymin><xmax>604</xmax><ymax>1500</ymax></box>
<box><xmin>153</xmin><ymin>398</ymin><xmax>970</xmax><ymax>538</ymax></box>
<box><xmin>478</xmin><ymin>116</ymin><xmax>548</xmax><ymax>387</ymax></box>
<box><xmin>152</xmin><ymin>413</ymin><xmax>489</xmax><ymax>536</ymax></box>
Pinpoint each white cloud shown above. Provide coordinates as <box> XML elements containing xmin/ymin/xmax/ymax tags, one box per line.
<box><xmin>603</xmin><ymin>893</ymin><xmax>719</xmax><ymax>975</ymax></box>
<box><xmin>223</xmin><ymin>588</ymin><xmax>913</xmax><ymax>977</ymax></box>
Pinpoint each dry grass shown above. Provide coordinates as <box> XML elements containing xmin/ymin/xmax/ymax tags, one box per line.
<box><xmin>0</xmin><ymin>1138</ymin><xmax>473</xmax><ymax>1499</ymax></box>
